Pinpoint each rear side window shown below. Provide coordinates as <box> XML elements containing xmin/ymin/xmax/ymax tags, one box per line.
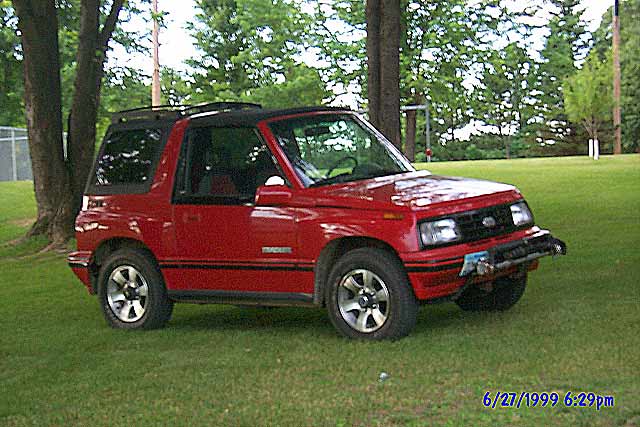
<box><xmin>94</xmin><ymin>128</ymin><xmax>162</xmax><ymax>186</ymax></box>
<box><xmin>87</xmin><ymin>125</ymin><xmax>170</xmax><ymax>195</ymax></box>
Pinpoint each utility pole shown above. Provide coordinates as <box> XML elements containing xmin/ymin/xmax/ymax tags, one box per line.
<box><xmin>612</xmin><ymin>0</ymin><xmax>622</xmax><ymax>154</ymax></box>
<box><xmin>151</xmin><ymin>0</ymin><xmax>161</xmax><ymax>107</ymax></box>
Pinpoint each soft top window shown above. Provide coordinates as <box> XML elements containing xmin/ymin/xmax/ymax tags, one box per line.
<box><xmin>94</xmin><ymin>127</ymin><xmax>163</xmax><ymax>188</ymax></box>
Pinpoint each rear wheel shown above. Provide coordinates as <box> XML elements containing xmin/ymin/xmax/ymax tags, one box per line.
<box><xmin>455</xmin><ymin>274</ymin><xmax>527</xmax><ymax>312</ymax></box>
<box><xmin>98</xmin><ymin>248</ymin><xmax>173</xmax><ymax>329</ymax></box>
<box><xmin>326</xmin><ymin>248</ymin><xmax>418</xmax><ymax>340</ymax></box>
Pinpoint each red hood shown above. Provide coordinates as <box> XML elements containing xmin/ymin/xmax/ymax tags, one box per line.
<box><xmin>305</xmin><ymin>171</ymin><xmax>521</xmax><ymax>212</ymax></box>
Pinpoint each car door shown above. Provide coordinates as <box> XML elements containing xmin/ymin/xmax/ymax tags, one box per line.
<box><xmin>167</xmin><ymin>125</ymin><xmax>313</xmax><ymax>298</ymax></box>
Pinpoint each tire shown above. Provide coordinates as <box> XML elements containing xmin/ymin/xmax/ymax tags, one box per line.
<box><xmin>326</xmin><ymin>248</ymin><xmax>418</xmax><ymax>340</ymax></box>
<box><xmin>97</xmin><ymin>248</ymin><xmax>173</xmax><ymax>330</ymax></box>
<box><xmin>455</xmin><ymin>273</ymin><xmax>527</xmax><ymax>312</ymax></box>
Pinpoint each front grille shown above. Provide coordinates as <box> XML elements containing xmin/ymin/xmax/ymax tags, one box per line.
<box><xmin>419</xmin><ymin>203</ymin><xmax>525</xmax><ymax>249</ymax></box>
<box><xmin>455</xmin><ymin>204</ymin><xmax>515</xmax><ymax>242</ymax></box>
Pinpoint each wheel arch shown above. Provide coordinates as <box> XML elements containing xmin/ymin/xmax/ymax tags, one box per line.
<box><xmin>89</xmin><ymin>237</ymin><xmax>158</xmax><ymax>293</ymax></box>
<box><xmin>313</xmin><ymin>236</ymin><xmax>406</xmax><ymax>306</ymax></box>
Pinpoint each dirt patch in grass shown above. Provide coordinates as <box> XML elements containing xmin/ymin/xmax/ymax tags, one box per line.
<box><xmin>8</xmin><ymin>217</ymin><xmax>35</xmax><ymax>228</ymax></box>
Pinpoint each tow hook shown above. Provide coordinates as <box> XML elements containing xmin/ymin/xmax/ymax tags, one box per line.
<box><xmin>476</xmin><ymin>259</ymin><xmax>495</xmax><ymax>276</ymax></box>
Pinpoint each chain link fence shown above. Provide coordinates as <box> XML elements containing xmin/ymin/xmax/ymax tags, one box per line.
<box><xmin>0</xmin><ymin>127</ymin><xmax>32</xmax><ymax>181</ymax></box>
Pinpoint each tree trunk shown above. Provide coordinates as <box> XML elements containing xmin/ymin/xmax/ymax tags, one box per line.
<box><xmin>366</xmin><ymin>0</ymin><xmax>380</xmax><ymax>127</ymax></box>
<box><xmin>13</xmin><ymin>0</ymin><xmax>75</xmax><ymax>244</ymax></box>
<box><xmin>378</xmin><ymin>0</ymin><xmax>401</xmax><ymax>149</ymax></box>
<box><xmin>405</xmin><ymin>108</ymin><xmax>417</xmax><ymax>162</ymax></box>
<box><xmin>404</xmin><ymin>95</ymin><xmax>422</xmax><ymax>162</ymax></box>
<box><xmin>68</xmin><ymin>0</ymin><xmax>124</xmax><ymax>214</ymax></box>
<box><xmin>366</xmin><ymin>0</ymin><xmax>401</xmax><ymax>149</ymax></box>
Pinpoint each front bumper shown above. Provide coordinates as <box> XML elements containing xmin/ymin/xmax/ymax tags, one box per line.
<box><xmin>460</xmin><ymin>231</ymin><xmax>567</xmax><ymax>277</ymax></box>
<box><xmin>402</xmin><ymin>229</ymin><xmax>567</xmax><ymax>301</ymax></box>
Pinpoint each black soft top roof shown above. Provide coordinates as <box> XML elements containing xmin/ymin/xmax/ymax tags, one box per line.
<box><xmin>189</xmin><ymin>106</ymin><xmax>350</xmax><ymax>127</ymax></box>
<box><xmin>111</xmin><ymin>102</ymin><xmax>351</xmax><ymax>128</ymax></box>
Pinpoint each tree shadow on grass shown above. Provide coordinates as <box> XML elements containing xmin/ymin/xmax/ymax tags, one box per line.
<box><xmin>167</xmin><ymin>301</ymin><xmax>521</xmax><ymax>338</ymax></box>
<box><xmin>170</xmin><ymin>304</ymin><xmax>337</xmax><ymax>337</ymax></box>
<box><xmin>414</xmin><ymin>301</ymin><xmax>534</xmax><ymax>337</ymax></box>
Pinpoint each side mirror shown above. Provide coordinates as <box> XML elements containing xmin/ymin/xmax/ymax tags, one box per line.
<box><xmin>255</xmin><ymin>184</ymin><xmax>293</xmax><ymax>206</ymax></box>
<box><xmin>264</xmin><ymin>176</ymin><xmax>285</xmax><ymax>186</ymax></box>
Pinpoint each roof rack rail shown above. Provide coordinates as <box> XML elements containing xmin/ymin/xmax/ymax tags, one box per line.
<box><xmin>111</xmin><ymin>102</ymin><xmax>263</xmax><ymax>124</ymax></box>
<box><xmin>182</xmin><ymin>102</ymin><xmax>262</xmax><ymax>116</ymax></box>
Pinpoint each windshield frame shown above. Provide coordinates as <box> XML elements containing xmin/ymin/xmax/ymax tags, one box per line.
<box><xmin>265</xmin><ymin>112</ymin><xmax>415</xmax><ymax>188</ymax></box>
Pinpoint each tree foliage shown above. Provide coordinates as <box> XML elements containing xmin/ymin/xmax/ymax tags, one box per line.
<box><xmin>535</xmin><ymin>0</ymin><xmax>588</xmax><ymax>150</ymax></box>
<box><xmin>0</xmin><ymin>4</ymin><xmax>23</xmax><ymax>126</ymax></box>
<box><xmin>563</xmin><ymin>52</ymin><xmax>613</xmax><ymax>142</ymax></box>
<box><xmin>187</xmin><ymin>0</ymin><xmax>329</xmax><ymax>107</ymax></box>
<box><xmin>593</xmin><ymin>0</ymin><xmax>640</xmax><ymax>153</ymax></box>
<box><xmin>476</xmin><ymin>42</ymin><xmax>536</xmax><ymax>158</ymax></box>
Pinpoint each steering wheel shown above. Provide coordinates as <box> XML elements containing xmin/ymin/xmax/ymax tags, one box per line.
<box><xmin>325</xmin><ymin>155</ymin><xmax>358</xmax><ymax>178</ymax></box>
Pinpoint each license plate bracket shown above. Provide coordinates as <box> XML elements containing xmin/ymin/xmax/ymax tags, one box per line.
<box><xmin>459</xmin><ymin>250</ymin><xmax>490</xmax><ymax>277</ymax></box>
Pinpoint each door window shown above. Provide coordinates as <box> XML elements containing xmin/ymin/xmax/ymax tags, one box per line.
<box><xmin>174</xmin><ymin>126</ymin><xmax>281</xmax><ymax>204</ymax></box>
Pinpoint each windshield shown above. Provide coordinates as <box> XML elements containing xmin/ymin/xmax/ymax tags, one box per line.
<box><xmin>269</xmin><ymin>114</ymin><xmax>414</xmax><ymax>187</ymax></box>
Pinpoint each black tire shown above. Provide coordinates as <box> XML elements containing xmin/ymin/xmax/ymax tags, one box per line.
<box><xmin>97</xmin><ymin>248</ymin><xmax>173</xmax><ymax>330</ymax></box>
<box><xmin>455</xmin><ymin>274</ymin><xmax>527</xmax><ymax>312</ymax></box>
<box><xmin>326</xmin><ymin>248</ymin><xmax>418</xmax><ymax>340</ymax></box>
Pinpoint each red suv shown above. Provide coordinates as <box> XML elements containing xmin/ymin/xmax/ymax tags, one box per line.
<box><xmin>68</xmin><ymin>103</ymin><xmax>566</xmax><ymax>339</ymax></box>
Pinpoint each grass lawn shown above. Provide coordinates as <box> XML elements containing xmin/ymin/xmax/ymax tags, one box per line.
<box><xmin>1</xmin><ymin>155</ymin><xmax>638</xmax><ymax>426</ymax></box>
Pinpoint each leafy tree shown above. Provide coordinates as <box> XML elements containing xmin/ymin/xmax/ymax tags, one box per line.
<box><xmin>476</xmin><ymin>42</ymin><xmax>536</xmax><ymax>158</ymax></box>
<box><xmin>314</xmin><ymin>0</ymin><xmax>506</xmax><ymax>158</ymax></box>
<box><xmin>0</xmin><ymin>3</ymin><xmax>23</xmax><ymax>126</ymax></box>
<box><xmin>308</xmin><ymin>0</ymin><xmax>366</xmax><ymax>105</ymax></box>
<box><xmin>592</xmin><ymin>0</ymin><xmax>640</xmax><ymax>153</ymax></box>
<box><xmin>188</xmin><ymin>0</ymin><xmax>329</xmax><ymax>107</ymax></box>
<box><xmin>535</xmin><ymin>0</ymin><xmax>588</xmax><ymax>152</ymax></box>
<box><xmin>12</xmin><ymin>0</ymin><xmax>126</xmax><ymax>244</ymax></box>
<box><xmin>563</xmin><ymin>52</ymin><xmax>613</xmax><ymax>149</ymax></box>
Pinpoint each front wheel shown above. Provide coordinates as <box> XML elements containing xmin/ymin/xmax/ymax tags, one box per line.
<box><xmin>97</xmin><ymin>248</ymin><xmax>173</xmax><ymax>329</ymax></box>
<box><xmin>455</xmin><ymin>274</ymin><xmax>527</xmax><ymax>312</ymax></box>
<box><xmin>326</xmin><ymin>248</ymin><xmax>418</xmax><ymax>340</ymax></box>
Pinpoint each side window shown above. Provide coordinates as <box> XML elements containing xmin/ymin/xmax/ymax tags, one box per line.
<box><xmin>94</xmin><ymin>128</ymin><xmax>162</xmax><ymax>187</ymax></box>
<box><xmin>175</xmin><ymin>126</ymin><xmax>281</xmax><ymax>204</ymax></box>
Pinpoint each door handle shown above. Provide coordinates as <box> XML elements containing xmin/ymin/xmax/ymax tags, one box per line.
<box><xmin>183</xmin><ymin>213</ymin><xmax>201</xmax><ymax>222</ymax></box>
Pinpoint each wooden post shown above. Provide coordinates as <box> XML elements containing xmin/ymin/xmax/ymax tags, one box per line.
<box><xmin>613</xmin><ymin>0</ymin><xmax>622</xmax><ymax>154</ymax></box>
<box><xmin>151</xmin><ymin>0</ymin><xmax>161</xmax><ymax>107</ymax></box>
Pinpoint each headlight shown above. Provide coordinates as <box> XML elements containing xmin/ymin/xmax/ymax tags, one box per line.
<box><xmin>510</xmin><ymin>202</ymin><xmax>533</xmax><ymax>226</ymax></box>
<box><xmin>419</xmin><ymin>219</ymin><xmax>461</xmax><ymax>246</ymax></box>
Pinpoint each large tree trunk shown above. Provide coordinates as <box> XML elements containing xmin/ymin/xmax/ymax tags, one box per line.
<box><xmin>13</xmin><ymin>0</ymin><xmax>75</xmax><ymax>244</ymax></box>
<box><xmin>68</xmin><ymin>0</ymin><xmax>124</xmax><ymax>214</ymax></box>
<box><xmin>366</xmin><ymin>0</ymin><xmax>401</xmax><ymax>149</ymax></box>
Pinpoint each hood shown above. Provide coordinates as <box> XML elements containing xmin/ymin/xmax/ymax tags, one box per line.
<box><xmin>308</xmin><ymin>171</ymin><xmax>520</xmax><ymax>211</ymax></box>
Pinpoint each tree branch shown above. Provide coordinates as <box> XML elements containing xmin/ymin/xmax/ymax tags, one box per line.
<box><xmin>98</xmin><ymin>0</ymin><xmax>125</xmax><ymax>52</ymax></box>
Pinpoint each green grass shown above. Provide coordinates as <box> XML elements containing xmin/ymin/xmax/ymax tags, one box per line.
<box><xmin>1</xmin><ymin>155</ymin><xmax>639</xmax><ymax>426</ymax></box>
